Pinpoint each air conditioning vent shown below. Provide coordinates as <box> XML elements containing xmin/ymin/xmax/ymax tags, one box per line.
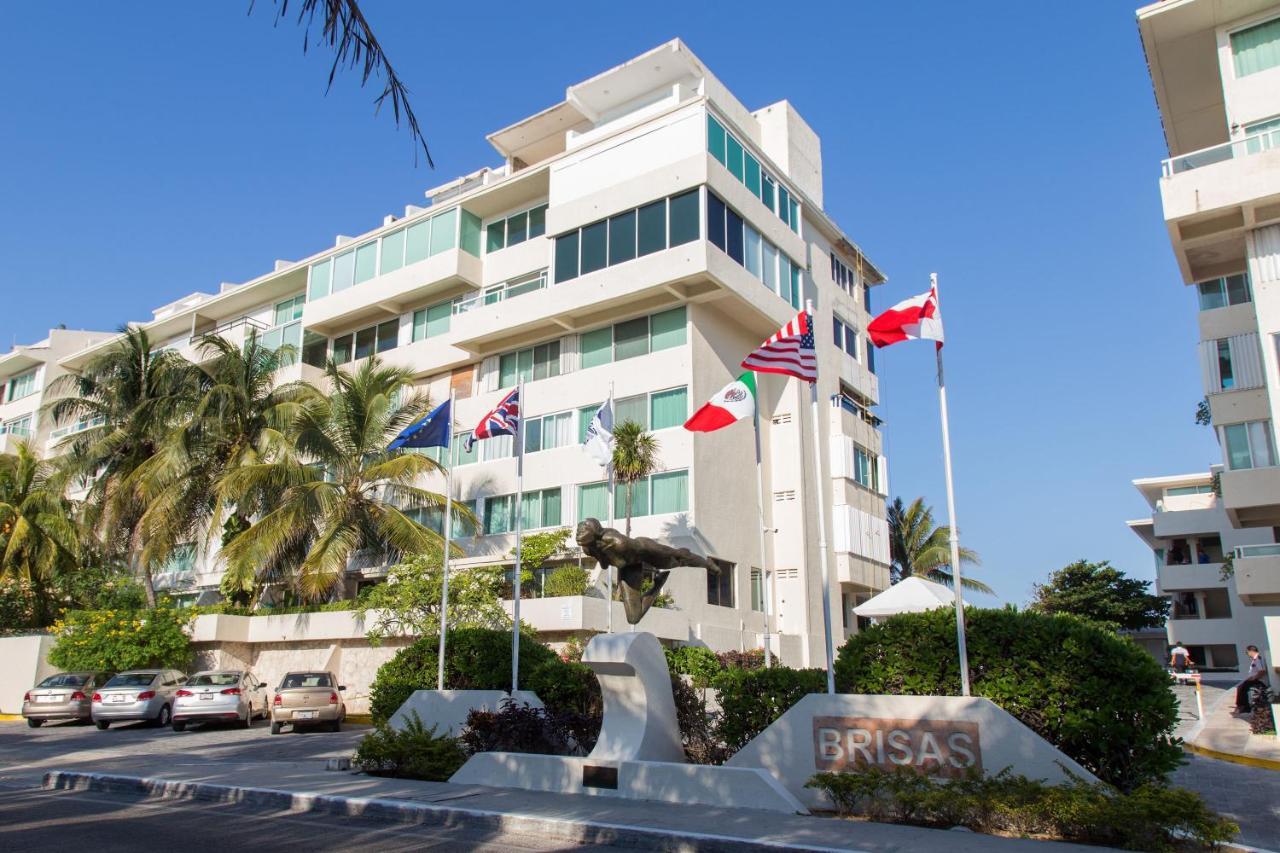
<box><xmin>774</xmin><ymin>490</ymin><xmax>796</xmax><ymax>502</ymax></box>
<box><xmin>772</xmin><ymin>414</ymin><xmax>792</xmax><ymax>425</ymax></box>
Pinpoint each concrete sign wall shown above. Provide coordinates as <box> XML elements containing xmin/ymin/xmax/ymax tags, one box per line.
<box><xmin>727</xmin><ymin>693</ymin><xmax>1097</xmax><ymax>810</ymax></box>
<box><xmin>0</xmin><ymin>634</ymin><xmax>55</xmax><ymax>714</ymax></box>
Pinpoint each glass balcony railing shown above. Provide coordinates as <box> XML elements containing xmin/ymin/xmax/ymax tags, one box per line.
<box><xmin>1234</xmin><ymin>544</ymin><xmax>1280</xmax><ymax>559</ymax></box>
<box><xmin>1162</xmin><ymin>128</ymin><xmax>1280</xmax><ymax>177</ymax></box>
<box><xmin>452</xmin><ymin>269</ymin><xmax>549</xmax><ymax>316</ymax></box>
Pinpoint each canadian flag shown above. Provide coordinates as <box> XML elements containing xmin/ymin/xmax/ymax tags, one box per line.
<box><xmin>867</xmin><ymin>286</ymin><xmax>944</xmax><ymax>348</ymax></box>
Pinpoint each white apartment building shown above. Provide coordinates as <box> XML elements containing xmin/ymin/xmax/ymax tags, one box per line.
<box><xmin>26</xmin><ymin>41</ymin><xmax>892</xmax><ymax>668</ymax></box>
<box><xmin>0</xmin><ymin>328</ymin><xmax>115</xmax><ymax>455</ymax></box>
<box><xmin>1134</xmin><ymin>0</ymin><xmax>1280</xmax><ymax>672</ymax></box>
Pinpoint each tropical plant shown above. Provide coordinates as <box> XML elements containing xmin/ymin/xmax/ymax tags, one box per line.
<box><xmin>45</xmin><ymin>328</ymin><xmax>201</xmax><ymax>605</ymax></box>
<box><xmin>0</xmin><ymin>441</ymin><xmax>80</xmax><ymax>621</ymax></box>
<box><xmin>218</xmin><ymin>357</ymin><xmax>454</xmax><ymax>601</ymax></box>
<box><xmin>886</xmin><ymin>496</ymin><xmax>990</xmax><ymax>593</ymax></box>
<box><xmin>357</xmin><ymin>555</ymin><xmax>510</xmax><ymax>642</ymax></box>
<box><xmin>48</xmin><ymin>605</ymin><xmax>193</xmax><ymax>672</ymax></box>
<box><xmin>354</xmin><ymin>713</ymin><xmax>468</xmax><ymax>781</ymax></box>
<box><xmin>1030</xmin><ymin>560</ymin><xmax>1169</xmax><ymax>631</ymax></box>
<box><xmin>610</xmin><ymin>421</ymin><xmax>659</xmax><ymax>536</ymax></box>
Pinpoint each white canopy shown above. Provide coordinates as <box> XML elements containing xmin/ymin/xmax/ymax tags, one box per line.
<box><xmin>853</xmin><ymin>576</ymin><xmax>964</xmax><ymax>618</ymax></box>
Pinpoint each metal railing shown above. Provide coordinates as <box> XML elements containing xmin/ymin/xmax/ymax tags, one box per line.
<box><xmin>1162</xmin><ymin>128</ymin><xmax>1280</xmax><ymax>177</ymax></box>
<box><xmin>452</xmin><ymin>270</ymin><xmax>549</xmax><ymax>316</ymax></box>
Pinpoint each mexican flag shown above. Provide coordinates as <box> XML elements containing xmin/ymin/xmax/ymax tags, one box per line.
<box><xmin>683</xmin><ymin>371</ymin><xmax>757</xmax><ymax>432</ymax></box>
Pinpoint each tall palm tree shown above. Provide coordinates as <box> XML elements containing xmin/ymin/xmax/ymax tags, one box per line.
<box><xmin>0</xmin><ymin>441</ymin><xmax>81</xmax><ymax>621</ymax></box>
<box><xmin>45</xmin><ymin>327</ymin><xmax>201</xmax><ymax>605</ymax></box>
<box><xmin>611</xmin><ymin>421</ymin><xmax>660</xmax><ymax>537</ymax></box>
<box><xmin>218</xmin><ymin>357</ymin><xmax>455</xmax><ymax>601</ymax></box>
<box><xmin>887</xmin><ymin>496</ymin><xmax>991</xmax><ymax>593</ymax></box>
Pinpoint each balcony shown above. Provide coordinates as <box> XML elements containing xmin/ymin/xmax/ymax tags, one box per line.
<box><xmin>1158</xmin><ymin>562</ymin><xmax>1226</xmax><ymax>592</ymax></box>
<box><xmin>1220</xmin><ymin>466</ymin><xmax>1280</xmax><ymax>528</ymax></box>
<box><xmin>837</xmin><ymin>354</ymin><xmax>879</xmax><ymax>407</ymax></box>
<box><xmin>1233</xmin><ymin>544</ymin><xmax>1280</xmax><ymax>606</ymax></box>
<box><xmin>1161</xmin><ymin>128</ymin><xmax>1280</xmax><ymax>178</ymax></box>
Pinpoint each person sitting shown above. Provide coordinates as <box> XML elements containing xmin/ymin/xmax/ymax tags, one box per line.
<box><xmin>1234</xmin><ymin>645</ymin><xmax>1271</xmax><ymax>714</ymax></box>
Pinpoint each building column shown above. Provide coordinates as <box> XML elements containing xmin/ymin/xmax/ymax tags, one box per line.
<box><xmin>1194</xmin><ymin>591</ymin><xmax>1208</xmax><ymax>620</ymax></box>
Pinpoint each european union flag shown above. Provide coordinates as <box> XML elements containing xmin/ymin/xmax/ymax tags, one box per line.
<box><xmin>388</xmin><ymin>398</ymin><xmax>452</xmax><ymax>450</ymax></box>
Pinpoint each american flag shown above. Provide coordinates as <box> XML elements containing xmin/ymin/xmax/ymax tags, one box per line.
<box><xmin>741</xmin><ymin>310</ymin><xmax>817</xmax><ymax>383</ymax></box>
<box><xmin>465</xmin><ymin>387</ymin><xmax>520</xmax><ymax>452</ymax></box>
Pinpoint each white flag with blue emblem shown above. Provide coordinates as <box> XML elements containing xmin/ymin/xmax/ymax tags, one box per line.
<box><xmin>583</xmin><ymin>397</ymin><xmax>614</xmax><ymax>468</ymax></box>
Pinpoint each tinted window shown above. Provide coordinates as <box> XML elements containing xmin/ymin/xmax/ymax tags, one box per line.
<box><xmin>637</xmin><ymin>200</ymin><xmax>666</xmax><ymax>256</ymax></box>
<box><xmin>668</xmin><ymin>190</ymin><xmax>699</xmax><ymax>246</ymax></box>
<box><xmin>37</xmin><ymin>674</ymin><xmax>87</xmax><ymax>688</ymax></box>
<box><xmin>104</xmin><ymin>673</ymin><xmax>159</xmax><ymax>688</ymax></box>
<box><xmin>280</xmin><ymin>672</ymin><xmax>333</xmax><ymax>689</ymax></box>
<box><xmin>608</xmin><ymin>211</ymin><xmax>636</xmax><ymax>265</ymax></box>
<box><xmin>580</xmin><ymin>221</ymin><xmax>608</xmax><ymax>275</ymax></box>
<box><xmin>706</xmin><ymin>193</ymin><xmax>726</xmax><ymax>251</ymax></box>
<box><xmin>188</xmin><ymin>673</ymin><xmax>241</xmax><ymax>687</ymax></box>
<box><xmin>554</xmin><ymin>232</ymin><xmax>579</xmax><ymax>282</ymax></box>
<box><xmin>726</xmin><ymin>209</ymin><xmax>744</xmax><ymax>265</ymax></box>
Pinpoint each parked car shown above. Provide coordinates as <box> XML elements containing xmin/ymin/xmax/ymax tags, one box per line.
<box><xmin>270</xmin><ymin>671</ymin><xmax>346</xmax><ymax>734</ymax></box>
<box><xmin>91</xmin><ymin>669</ymin><xmax>186</xmax><ymax>729</ymax></box>
<box><xmin>171</xmin><ymin>670</ymin><xmax>269</xmax><ymax>731</ymax></box>
<box><xmin>22</xmin><ymin>672</ymin><xmax>112</xmax><ymax>728</ymax></box>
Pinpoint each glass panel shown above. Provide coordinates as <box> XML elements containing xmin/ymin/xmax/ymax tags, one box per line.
<box><xmin>332</xmin><ymin>334</ymin><xmax>353</xmax><ymax>365</ymax></box>
<box><xmin>651</xmin><ymin>470</ymin><xmax>688</xmax><ymax>514</ymax></box>
<box><xmin>707</xmin><ymin>114</ymin><xmax>727</xmax><ymax>164</ymax></box>
<box><xmin>429</xmin><ymin>209</ymin><xmax>458</xmax><ymax>256</ymax></box>
<box><xmin>707</xmin><ymin>192</ymin><xmax>726</xmax><ymax>251</ymax></box>
<box><xmin>517</xmin><ymin>348</ymin><xmax>534</xmax><ymax>383</ymax></box>
<box><xmin>555</xmin><ymin>232</ymin><xmax>580</xmax><ymax>282</ymax></box>
<box><xmin>354</xmin><ymin>241</ymin><xmax>378</xmax><ymax>284</ymax></box>
<box><xmin>615</xmin><ymin>394</ymin><xmax>648</xmax><ymax>428</ymax></box>
<box><xmin>460</xmin><ymin>210</ymin><xmax>482</xmax><ymax>256</ymax></box>
<box><xmin>1249</xmin><ymin>421</ymin><xmax>1275</xmax><ymax>467</ymax></box>
<box><xmin>750</xmin><ymin>568</ymin><xmax>764</xmax><ymax>612</ymax></box>
<box><xmin>578</xmin><ymin>482</ymin><xmax>608</xmax><ymax>522</ymax></box>
<box><xmin>308</xmin><ymin>260</ymin><xmax>332</xmax><ymax>300</ymax></box>
<box><xmin>1218</xmin><ymin>339</ymin><xmax>1235</xmax><ymax>390</ymax></box>
<box><xmin>744</xmin><ymin>226</ymin><xmax>762</xmax><ymax>279</ymax></box>
<box><xmin>789</xmin><ymin>197</ymin><xmax>800</xmax><ymax>233</ymax></box>
<box><xmin>274</xmin><ymin>296</ymin><xmax>304</xmax><ymax>325</ymax></box>
<box><xmin>649</xmin><ymin>306</ymin><xmax>686</xmax><ymax>351</ymax></box>
<box><xmin>412</xmin><ymin>309</ymin><xmax>427</xmax><ymax>342</ymax></box>
<box><xmin>608</xmin><ymin>210</ymin><xmax>637</xmax><ymax>265</ymax></box>
<box><xmin>453</xmin><ymin>434</ymin><xmax>477</xmax><ymax>466</ymax></box>
<box><xmin>426</xmin><ymin>302</ymin><xmax>451</xmax><ymax>338</ymax></box>
<box><xmin>650</xmin><ymin>387</ymin><xmax>687</xmax><ymax>429</ymax></box>
<box><xmin>331</xmin><ymin>250</ymin><xmax>355</xmax><ymax>293</ymax></box>
<box><xmin>528</xmin><ymin>205</ymin><xmax>546</xmax><ymax>239</ymax></box>
<box><xmin>524</xmin><ymin>417</ymin><xmax>542</xmax><ymax>454</ymax></box>
<box><xmin>581</xmin><ymin>327</ymin><xmax>612</xmax><ymax>369</ymax></box>
<box><xmin>487</xmin><ymin>221</ymin><xmax>505</xmax><ymax>253</ymax></box>
<box><xmin>281</xmin><ymin>321</ymin><xmax>302</xmax><ymax>357</ymax></box>
<box><xmin>778</xmin><ymin>187</ymin><xmax>791</xmax><ymax>227</ymax></box>
<box><xmin>790</xmin><ymin>262</ymin><xmax>802</xmax><ymax>309</ymax></box>
<box><xmin>1198</xmin><ymin>281</ymin><xmax>1227</xmax><ymax>311</ymax></box>
<box><xmin>614</xmin><ymin>317</ymin><xmax>650</xmax><ymax>361</ymax></box>
<box><xmin>542</xmin><ymin>488</ymin><xmax>561</xmax><ymax>527</ymax></box>
<box><xmin>726</xmin><ymin>209</ymin><xmax>744</xmax><ymax>265</ymax></box>
<box><xmin>507</xmin><ymin>211</ymin><xmax>528</xmax><ymax>247</ymax></box>
<box><xmin>761</xmin><ymin>173</ymin><xmax>775</xmax><ymax>213</ymax></box>
<box><xmin>259</xmin><ymin>327</ymin><xmax>283</xmax><ymax>353</ymax></box>
<box><xmin>1231</xmin><ymin>16</ymin><xmax>1280</xmax><ymax>77</ymax></box>
<box><xmin>1225</xmin><ymin>424</ymin><xmax>1253</xmax><ymax>469</ymax></box>
<box><xmin>1227</xmin><ymin>274</ymin><xmax>1252</xmax><ymax>305</ymax></box>
<box><xmin>637</xmin><ymin>200</ymin><xmax>666</xmax><ymax>256</ymax></box>
<box><xmin>376</xmin><ymin>320</ymin><xmax>399</xmax><ymax>353</ymax></box>
<box><xmin>578</xmin><ymin>405</ymin><xmax>601</xmax><ymax>444</ymax></box>
<box><xmin>545</xmin><ymin>412</ymin><xmax>572</xmax><ymax>449</ymax></box>
<box><xmin>615</xmin><ymin>478</ymin><xmax>650</xmax><ymax>518</ymax></box>
<box><xmin>521</xmin><ymin>491</ymin><xmax>541</xmax><ymax>530</ymax></box>
<box><xmin>499</xmin><ymin>353</ymin><xmax>519</xmax><ymax>388</ymax></box>
<box><xmin>762</xmin><ymin>242</ymin><xmax>778</xmax><ymax>294</ymax></box>
<box><xmin>405</xmin><ymin>220</ymin><xmax>430</xmax><ymax>264</ymax></box>
<box><xmin>744</xmin><ymin>153</ymin><xmax>761</xmax><ymax>196</ymax></box>
<box><xmin>726</xmin><ymin>134</ymin><xmax>744</xmax><ymax>181</ymax></box>
<box><xmin>668</xmin><ymin>190</ymin><xmax>699</xmax><ymax>246</ymax></box>
<box><xmin>533</xmin><ymin>341</ymin><xmax>561</xmax><ymax>380</ymax></box>
<box><xmin>580</xmin><ymin>221</ymin><xmax>608</xmax><ymax>275</ymax></box>
<box><xmin>355</xmin><ymin>326</ymin><xmax>377</xmax><ymax>360</ymax></box>
<box><xmin>485</xmin><ymin>495</ymin><xmax>511</xmax><ymax>535</ymax></box>
<box><xmin>381</xmin><ymin>229</ymin><xmax>405</xmax><ymax>275</ymax></box>
<box><xmin>303</xmin><ymin>332</ymin><xmax>328</xmax><ymax>367</ymax></box>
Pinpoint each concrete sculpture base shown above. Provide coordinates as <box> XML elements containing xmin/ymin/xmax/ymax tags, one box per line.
<box><xmin>389</xmin><ymin>689</ymin><xmax>543</xmax><ymax>737</ymax></box>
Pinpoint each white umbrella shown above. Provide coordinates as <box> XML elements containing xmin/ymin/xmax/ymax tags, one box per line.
<box><xmin>853</xmin><ymin>576</ymin><xmax>966</xmax><ymax>619</ymax></box>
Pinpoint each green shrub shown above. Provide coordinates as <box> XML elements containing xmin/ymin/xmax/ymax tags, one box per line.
<box><xmin>354</xmin><ymin>713</ymin><xmax>468</xmax><ymax>781</ymax></box>
<box><xmin>48</xmin><ymin>606</ymin><xmax>192</xmax><ymax>672</ymax></box>
<box><xmin>460</xmin><ymin>699</ymin><xmax>588</xmax><ymax>756</ymax></box>
<box><xmin>542</xmin><ymin>564</ymin><xmax>589</xmax><ymax>598</ymax></box>
<box><xmin>712</xmin><ymin>665</ymin><xmax>827</xmax><ymax>750</ymax></box>
<box><xmin>834</xmin><ymin>607</ymin><xmax>1183</xmax><ymax>790</ymax></box>
<box><xmin>717</xmin><ymin>648</ymin><xmax>766</xmax><ymax>671</ymax></box>
<box><xmin>368</xmin><ymin>628</ymin><xmax>561</xmax><ymax>723</ymax></box>
<box><xmin>525</xmin><ymin>658</ymin><xmax>602</xmax><ymax>751</ymax></box>
<box><xmin>671</xmin><ymin>674</ymin><xmax>731</xmax><ymax>765</ymax></box>
<box><xmin>665</xmin><ymin>645</ymin><xmax>722</xmax><ymax>688</ymax></box>
<box><xmin>807</xmin><ymin>767</ymin><xmax>1238</xmax><ymax>851</ymax></box>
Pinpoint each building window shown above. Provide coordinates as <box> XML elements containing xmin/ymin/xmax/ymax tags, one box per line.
<box><xmin>650</xmin><ymin>387</ymin><xmax>688</xmax><ymax>430</ymax></box>
<box><xmin>575</xmin><ymin>306</ymin><xmax>687</xmax><ymax>372</ymax></box>
<box><xmin>412</xmin><ymin>302</ymin><xmax>451</xmax><ymax>342</ymax></box>
<box><xmin>579</xmin><ymin>470</ymin><xmax>689</xmax><ymax>523</ymax></box>
<box><xmin>1</xmin><ymin>415</ymin><xmax>33</xmax><ymax>437</ymax></box>
<box><xmin>486</xmin><ymin>204</ymin><xmax>548</xmax><ymax>254</ymax></box>
<box><xmin>866</xmin><ymin>340</ymin><xmax>876</xmax><ymax>375</ymax></box>
<box><xmin>6</xmin><ymin>370</ymin><xmax>38</xmax><ymax>402</ymax></box>
<box><xmin>706</xmin><ymin>190</ymin><xmax>802</xmax><ymax>308</ymax></box>
<box><xmin>707</xmin><ymin>558</ymin><xmax>734</xmax><ymax>607</ymax></box>
<box><xmin>833</xmin><ymin>316</ymin><xmax>859</xmax><ymax>359</ymax></box>
<box><xmin>330</xmin><ymin>319</ymin><xmax>399</xmax><ymax>365</ymax></box>
<box><xmin>453</xmin><ymin>432</ymin><xmax>478</xmax><ymax>466</ymax></box>
<box><xmin>523</xmin><ymin>411</ymin><xmax>573</xmax><ymax>454</ymax></box>
<box><xmin>1231</xmin><ymin>16</ymin><xmax>1280</xmax><ymax>78</ymax></box>
<box><xmin>707</xmin><ymin>113</ymin><xmax>800</xmax><ymax>235</ymax></box>
<box><xmin>831</xmin><ymin>253</ymin><xmax>858</xmax><ymax>296</ymax></box>
<box><xmin>274</xmin><ymin>296</ymin><xmax>305</xmax><ymax>326</ymax></box>
<box><xmin>853</xmin><ymin>445</ymin><xmax>879</xmax><ymax>491</ymax></box>
<box><xmin>522</xmin><ymin>488</ymin><xmax>562</xmax><ymax>530</ymax></box>
<box><xmin>578</xmin><ymin>481</ymin><xmax>609</xmax><ymax>522</ymax></box>
<box><xmin>1197</xmin><ymin>273</ymin><xmax>1251</xmax><ymax>311</ymax></box>
<box><xmin>552</xmin><ymin>191</ymin><xmax>699</xmax><ymax>283</ymax></box>
<box><xmin>1217</xmin><ymin>339</ymin><xmax>1235</xmax><ymax>390</ymax></box>
<box><xmin>1222</xmin><ymin>420</ymin><xmax>1277</xmax><ymax>470</ymax></box>
<box><xmin>750</xmin><ymin>568</ymin><xmax>765</xmax><ymax>612</ymax></box>
<box><xmin>499</xmin><ymin>341</ymin><xmax>560</xmax><ymax>387</ymax></box>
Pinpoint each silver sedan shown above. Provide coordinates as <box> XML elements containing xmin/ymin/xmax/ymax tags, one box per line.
<box><xmin>172</xmin><ymin>670</ymin><xmax>269</xmax><ymax>731</ymax></box>
<box><xmin>91</xmin><ymin>669</ymin><xmax>186</xmax><ymax>729</ymax></box>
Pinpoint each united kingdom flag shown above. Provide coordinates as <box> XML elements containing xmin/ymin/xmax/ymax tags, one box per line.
<box><xmin>464</xmin><ymin>387</ymin><xmax>520</xmax><ymax>453</ymax></box>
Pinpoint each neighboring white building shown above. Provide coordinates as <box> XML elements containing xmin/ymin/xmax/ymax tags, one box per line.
<box><xmin>36</xmin><ymin>41</ymin><xmax>893</xmax><ymax>668</ymax></box>
<box><xmin>1135</xmin><ymin>0</ymin><xmax>1280</xmax><ymax>675</ymax></box>
<box><xmin>0</xmin><ymin>328</ymin><xmax>115</xmax><ymax>456</ymax></box>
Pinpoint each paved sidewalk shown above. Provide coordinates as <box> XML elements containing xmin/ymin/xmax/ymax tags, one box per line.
<box><xmin>40</xmin><ymin>762</ymin><xmax>1101</xmax><ymax>852</ymax></box>
<box><xmin>1175</xmin><ymin>679</ymin><xmax>1280</xmax><ymax>768</ymax></box>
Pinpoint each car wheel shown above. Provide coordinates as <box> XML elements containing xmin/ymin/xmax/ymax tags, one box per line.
<box><xmin>172</xmin><ymin>721</ymin><xmax>186</xmax><ymax>732</ymax></box>
<box><xmin>240</xmin><ymin>711</ymin><xmax>252</xmax><ymax>730</ymax></box>
<box><xmin>270</xmin><ymin>722</ymin><xmax>282</xmax><ymax>735</ymax></box>
<box><xmin>329</xmin><ymin>719</ymin><xmax>341</xmax><ymax>733</ymax></box>
<box><xmin>156</xmin><ymin>705</ymin><xmax>171</xmax><ymax>727</ymax></box>
<box><xmin>95</xmin><ymin>721</ymin><xmax>110</xmax><ymax>730</ymax></box>
<box><xmin>26</xmin><ymin>718</ymin><xmax>42</xmax><ymax>728</ymax></box>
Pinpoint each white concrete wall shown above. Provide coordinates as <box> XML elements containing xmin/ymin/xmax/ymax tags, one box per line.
<box><xmin>0</xmin><ymin>634</ymin><xmax>55</xmax><ymax>714</ymax></box>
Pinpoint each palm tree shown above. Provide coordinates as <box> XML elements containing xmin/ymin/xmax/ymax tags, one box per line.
<box><xmin>45</xmin><ymin>327</ymin><xmax>201</xmax><ymax>605</ymax></box>
<box><xmin>887</xmin><ymin>496</ymin><xmax>991</xmax><ymax>593</ymax></box>
<box><xmin>218</xmin><ymin>357</ymin><xmax>456</xmax><ymax>601</ymax></box>
<box><xmin>0</xmin><ymin>440</ymin><xmax>81</xmax><ymax>623</ymax></box>
<box><xmin>611</xmin><ymin>421</ymin><xmax>660</xmax><ymax>537</ymax></box>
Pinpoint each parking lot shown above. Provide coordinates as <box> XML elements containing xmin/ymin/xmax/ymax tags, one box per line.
<box><xmin>0</xmin><ymin>716</ymin><xmax>368</xmax><ymax>789</ymax></box>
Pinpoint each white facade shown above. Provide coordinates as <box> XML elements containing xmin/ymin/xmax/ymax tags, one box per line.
<box><xmin>1137</xmin><ymin>0</ymin><xmax>1280</xmax><ymax>675</ymax></box>
<box><xmin>0</xmin><ymin>328</ymin><xmax>115</xmax><ymax>456</ymax></box>
<box><xmin>35</xmin><ymin>41</ymin><xmax>892</xmax><ymax>667</ymax></box>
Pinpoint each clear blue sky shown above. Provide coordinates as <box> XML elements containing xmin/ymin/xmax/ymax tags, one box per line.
<box><xmin>0</xmin><ymin>1</ymin><xmax>1217</xmax><ymax>604</ymax></box>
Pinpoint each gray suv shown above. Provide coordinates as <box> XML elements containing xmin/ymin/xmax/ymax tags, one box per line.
<box><xmin>92</xmin><ymin>669</ymin><xmax>187</xmax><ymax>729</ymax></box>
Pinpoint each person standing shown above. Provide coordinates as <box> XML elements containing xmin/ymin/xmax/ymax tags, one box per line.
<box><xmin>1234</xmin><ymin>645</ymin><xmax>1271</xmax><ymax>714</ymax></box>
<box><xmin>1170</xmin><ymin>642</ymin><xmax>1192</xmax><ymax>674</ymax></box>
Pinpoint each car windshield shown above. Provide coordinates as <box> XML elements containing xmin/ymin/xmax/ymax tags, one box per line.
<box><xmin>36</xmin><ymin>674</ymin><xmax>87</xmax><ymax>688</ymax></box>
<box><xmin>281</xmin><ymin>673</ymin><xmax>332</xmax><ymax>689</ymax></box>
<box><xmin>188</xmin><ymin>674</ymin><xmax>240</xmax><ymax>686</ymax></box>
<box><xmin>103</xmin><ymin>673</ymin><xmax>158</xmax><ymax>688</ymax></box>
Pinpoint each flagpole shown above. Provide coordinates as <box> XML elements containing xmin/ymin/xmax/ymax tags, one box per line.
<box><xmin>511</xmin><ymin>381</ymin><xmax>525</xmax><ymax>694</ymax></box>
<box><xmin>752</xmin><ymin>395</ymin><xmax>773</xmax><ymax>669</ymax></box>
<box><xmin>606</xmin><ymin>381</ymin><xmax>616</xmax><ymax>634</ymax></box>
<box><xmin>436</xmin><ymin>389</ymin><xmax>455</xmax><ymax>692</ymax></box>
<box><xmin>931</xmin><ymin>273</ymin><xmax>971</xmax><ymax>697</ymax></box>
<box><xmin>804</xmin><ymin>298</ymin><xmax>836</xmax><ymax>694</ymax></box>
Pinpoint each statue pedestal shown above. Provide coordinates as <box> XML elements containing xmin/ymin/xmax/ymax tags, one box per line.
<box><xmin>390</xmin><ymin>690</ymin><xmax>543</xmax><ymax>737</ymax></box>
<box><xmin>448</xmin><ymin>632</ymin><xmax>808</xmax><ymax>814</ymax></box>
